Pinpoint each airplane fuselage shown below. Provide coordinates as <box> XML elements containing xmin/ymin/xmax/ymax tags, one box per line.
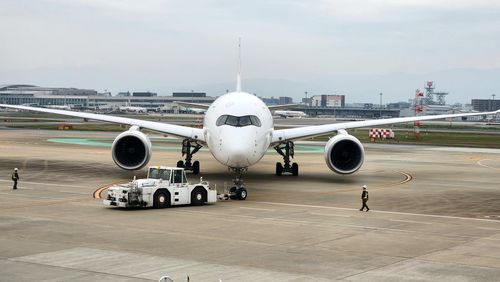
<box><xmin>203</xmin><ymin>91</ymin><xmax>273</xmax><ymax>168</ymax></box>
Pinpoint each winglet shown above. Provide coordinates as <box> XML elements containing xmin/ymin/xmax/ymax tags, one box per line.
<box><xmin>236</xmin><ymin>37</ymin><xmax>242</xmax><ymax>92</ymax></box>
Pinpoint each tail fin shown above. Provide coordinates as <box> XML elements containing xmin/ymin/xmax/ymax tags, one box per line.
<box><xmin>236</xmin><ymin>37</ymin><xmax>242</xmax><ymax>92</ymax></box>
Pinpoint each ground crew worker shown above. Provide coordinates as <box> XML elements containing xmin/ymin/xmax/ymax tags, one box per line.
<box><xmin>360</xmin><ymin>185</ymin><xmax>369</xmax><ymax>211</ymax></box>
<box><xmin>12</xmin><ymin>168</ymin><xmax>19</xmax><ymax>190</ymax></box>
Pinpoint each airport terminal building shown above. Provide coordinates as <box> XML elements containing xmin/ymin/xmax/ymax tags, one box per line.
<box><xmin>471</xmin><ymin>99</ymin><xmax>500</xmax><ymax>112</ymax></box>
<box><xmin>0</xmin><ymin>84</ymin><xmax>216</xmax><ymax>111</ymax></box>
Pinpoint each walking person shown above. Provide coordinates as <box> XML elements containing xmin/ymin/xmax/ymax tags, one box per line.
<box><xmin>360</xmin><ymin>185</ymin><xmax>369</xmax><ymax>211</ymax></box>
<box><xmin>12</xmin><ymin>168</ymin><xmax>19</xmax><ymax>190</ymax></box>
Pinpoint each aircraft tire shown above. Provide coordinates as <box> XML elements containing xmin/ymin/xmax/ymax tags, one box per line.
<box><xmin>229</xmin><ymin>186</ymin><xmax>238</xmax><ymax>200</ymax></box>
<box><xmin>292</xmin><ymin>162</ymin><xmax>299</xmax><ymax>176</ymax></box>
<box><xmin>236</xmin><ymin>188</ymin><xmax>247</xmax><ymax>200</ymax></box>
<box><xmin>193</xmin><ymin>161</ymin><xmax>200</xmax><ymax>175</ymax></box>
<box><xmin>276</xmin><ymin>162</ymin><xmax>283</xmax><ymax>176</ymax></box>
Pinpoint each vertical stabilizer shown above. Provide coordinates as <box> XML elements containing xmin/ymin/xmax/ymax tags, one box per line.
<box><xmin>236</xmin><ymin>37</ymin><xmax>242</xmax><ymax>92</ymax></box>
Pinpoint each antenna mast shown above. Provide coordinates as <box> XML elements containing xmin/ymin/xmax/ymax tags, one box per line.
<box><xmin>236</xmin><ymin>37</ymin><xmax>242</xmax><ymax>92</ymax></box>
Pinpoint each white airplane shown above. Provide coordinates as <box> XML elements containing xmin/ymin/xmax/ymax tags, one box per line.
<box><xmin>119</xmin><ymin>106</ymin><xmax>148</xmax><ymax>113</ymax></box>
<box><xmin>45</xmin><ymin>105</ymin><xmax>72</xmax><ymax>110</ymax></box>
<box><xmin>1</xmin><ymin>82</ymin><xmax>499</xmax><ymax>200</ymax></box>
<box><xmin>274</xmin><ymin>110</ymin><xmax>307</xmax><ymax>118</ymax></box>
<box><xmin>183</xmin><ymin>107</ymin><xmax>206</xmax><ymax>114</ymax></box>
<box><xmin>119</xmin><ymin>101</ymin><xmax>148</xmax><ymax>113</ymax></box>
<box><xmin>1</xmin><ymin>51</ymin><xmax>499</xmax><ymax>200</ymax></box>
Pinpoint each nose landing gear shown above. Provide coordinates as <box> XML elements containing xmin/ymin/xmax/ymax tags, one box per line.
<box><xmin>229</xmin><ymin>168</ymin><xmax>247</xmax><ymax>200</ymax></box>
<box><xmin>274</xmin><ymin>141</ymin><xmax>299</xmax><ymax>176</ymax></box>
<box><xmin>177</xmin><ymin>139</ymin><xmax>202</xmax><ymax>174</ymax></box>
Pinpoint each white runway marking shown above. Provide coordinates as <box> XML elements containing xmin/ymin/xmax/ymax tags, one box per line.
<box><xmin>0</xmin><ymin>179</ymin><xmax>88</xmax><ymax>188</ymax></box>
<box><xmin>59</xmin><ymin>190</ymin><xmax>88</xmax><ymax>195</ymax></box>
<box><xmin>255</xmin><ymin>201</ymin><xmax>500</xmax><ymax>223</ymax></box>
<box><xmin>477</xmin><ymin>227</ymin><xmax>500</xmax><ymax>231</ymax></box>
<box><xmin>389</xmin><ymin>219</ymin><xmax>433</xmax><ymax>225</ymax></box>
<box><xmin>11</xmin><ymin>247</ymin><xmax>327</xmax><ymax>281</ymax></box>
<box><xmin>477</xmin><ymin>159</ymin><xmax>500</xmax><ymax>171</ymax></box>
<box><xmin>308</xmin><ymin>212</ymin><xmax>352</xmax><ymax>218</ymax></box>
<box><xmin>0</xmin><ymin>187</ymin><xmax>34</xmax><ymax>190</ymax></box>
<box><xmin>239</xmin><ymin>207</ymin><xmax>275</xmax><ymax>212</ymax></box>
<box><xmin>0</xmin><ymin>192</ymin><xmax>54</xmax><ymax>199</ymax></box>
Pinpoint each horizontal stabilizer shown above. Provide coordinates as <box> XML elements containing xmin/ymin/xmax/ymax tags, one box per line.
<box><xmin>268</xmin><ymin>104</ymin><xmax>300</xmax><ymax>111</ymax></box>
<box><xmin>175</xmin><ymin>102</ymin><xmax>210</xmax><ymax>110</ymax></box>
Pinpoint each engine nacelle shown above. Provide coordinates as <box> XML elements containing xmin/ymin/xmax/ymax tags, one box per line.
<box><xmin>112</xmin><ymin>127</ymin><xmax>152</xmax><ymax>170</ymax></box>
<box><xmin>324</xmin><ymin>132</ymin><xmax>365</xmax><ymax>174</ymax></box>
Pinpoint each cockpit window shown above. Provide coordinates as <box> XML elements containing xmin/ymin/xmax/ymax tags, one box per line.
<box><xmin>226</xmin><ymin>115</ymin><xmax>238</xmax><ymax>126</ymax></box>
<box><xmin>216</xmin><ymin>115</ymin><xmax>261</xmax><ymax>127</ymax></box>
<box><xmin>249</xmin><ymin>116</ymin><xmax>261</xmax><ymax>127</ymax></box>
<box><xmin>239</xmin><ymin>116</ymin><xmax>251</xmax><ymax>126</ymax></box>
<box><xmin>216</xmin><ymin>115</ymin><xmax>227</xmax><ymax>126</ymax></box>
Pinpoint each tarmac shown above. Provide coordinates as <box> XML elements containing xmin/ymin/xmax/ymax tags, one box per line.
<box><xmin>1</xmin><ymin>129</ymin><xmax>500</xmax><ymax>281</ymax></box>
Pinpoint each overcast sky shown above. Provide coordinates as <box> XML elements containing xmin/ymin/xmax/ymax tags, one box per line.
<box><xmin>1</xmin><ymin>0</ymin><xmax>500</xmax><ymax>103</ymax></box>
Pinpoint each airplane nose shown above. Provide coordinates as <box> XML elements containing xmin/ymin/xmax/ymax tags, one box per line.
<box><xmin>221</xmin><ymin>131</ymin><xmax>258</xmax><ymax>167</ymax></box>
<box><xmin>226</xmin><ymin>142</ymin><xmax>251</xmax><ymax>167</ymax></box>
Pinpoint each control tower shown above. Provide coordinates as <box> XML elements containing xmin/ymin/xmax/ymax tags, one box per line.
<box><xmin>424</xmin><ymin>81</ymin><xmax>448</xmax><ymax>105</ymax></box>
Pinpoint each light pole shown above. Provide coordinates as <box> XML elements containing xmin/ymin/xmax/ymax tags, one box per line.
<box><xmin>493</xmin><ymin>94</ymin><xmax>496</xmax><ymax>121</ymax></box>
<box><xmin>379</xmin><ymin>92</ymin><xmax>383</xmax><ymax>118</ymax></box>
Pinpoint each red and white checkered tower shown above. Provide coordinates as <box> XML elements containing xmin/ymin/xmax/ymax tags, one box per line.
<box><xmin>414</xmin><ymin>89</ymin><xmax>424</xmax><ymax>140</ymax></box>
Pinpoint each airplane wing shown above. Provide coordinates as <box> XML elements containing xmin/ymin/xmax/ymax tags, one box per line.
<box><xmin>175</xmin><ymin>101</ymin><xmax>210</xmax><ymax>110</ymax></box>
<box><xmin>268</xmin><ymin>104</ymin><xmax>299</xmax><ymax>110</ymax></box>
<box><xmin>271</xmin><ymin>110</ymin><xmax>500</xmax><ymax>143</ymax></box>
<box><xmin>0</xmin><ymin>104</ymin><xmax>205</xmax><ymax>142</ymax></box>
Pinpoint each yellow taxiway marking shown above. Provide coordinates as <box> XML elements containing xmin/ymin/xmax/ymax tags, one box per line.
<box><xmin>468</xmin><ymin>156</ymin><xmax>487</xmax><ymax>161</ymax></box>
<box><xmin>93</xmin><ymin>181</ymin><xmax>124</xmax><ymax>199</ymax></box>
<box><xmin>374</xmin><ymin>171</ymin><xmax>413</xmax><ymax>190</ymax></box>
<box><xmin>395</xmin><ymin>171</ymin><xmax>413</xmax><ymax>186</ymax></box>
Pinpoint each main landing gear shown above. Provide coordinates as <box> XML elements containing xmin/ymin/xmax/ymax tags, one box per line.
<box><xmin>176</xmin><ymin>139</ymin><xmax>202</xmax><ymax>175</ymax></box>
<box><xmin>274</xmin><ymin>141</ymin><xmax>299</xmax><ymax>176</ymax></box>
<box><xmin>228</xmin><ymin>168</ymin><xmax>247</xmax><ymax>200</ymax></box>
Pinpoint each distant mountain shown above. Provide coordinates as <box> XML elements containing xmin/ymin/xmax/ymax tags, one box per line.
<box><xmin>184</xmin><ymin>68</ymin><xmax>500</xmax><ymax>104</ymax></box>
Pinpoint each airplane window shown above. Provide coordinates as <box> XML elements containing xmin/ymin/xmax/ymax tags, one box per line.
<box><xmin>215</xmin><ymin>115</ymin><xmax>261</xmax><ymax>127</ymax></box>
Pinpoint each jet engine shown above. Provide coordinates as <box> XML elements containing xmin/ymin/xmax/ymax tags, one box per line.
<box><xmin>112</xmin><ymin>127</ymin><xmax>152</xmax><ymax>170</ymax></box>
<box><xmin>324</xmin><ymin>131</ymin><xmax>364</xmax><ymax>174</ymax></box>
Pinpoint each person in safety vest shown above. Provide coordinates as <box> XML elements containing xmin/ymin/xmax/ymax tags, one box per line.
<box><xmin>360</xmin><ymin>185</ymin><xmax>369</xmax><ymax>211</ymax></box>
<box><xmin>12</xmin><ymin>168</ymin><xmax>20</xmax><ymax>190</ymax></box>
